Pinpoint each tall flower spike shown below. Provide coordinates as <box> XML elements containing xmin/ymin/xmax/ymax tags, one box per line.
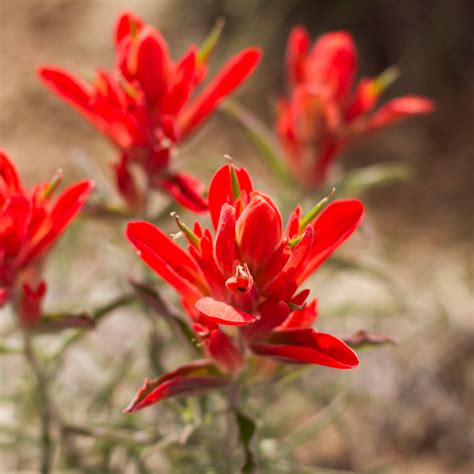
<box><xmin>39</xmin><ymin>11</ymin><xmax>261</xmax><ymax>212</ymax></box>
<box><xmin>125</xmin><ymin>163</ymin><xmax>363</xmax><ymax>411</ymax></box>
<box><xmin>0</xmin><ymin>151</ymin><xmax>93</xmax><ymax>328</ymax></box>
<box><xmin>277</xmin><ymin>26</ymin><xmax>435</xmax><ymax>188</ymax></box>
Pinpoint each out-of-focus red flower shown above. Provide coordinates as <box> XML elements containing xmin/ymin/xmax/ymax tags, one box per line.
<box><xmin>38</xmin><ymin>11</ymin><xmax>261</xmax><ymax>212</ymax></box>
<box><xmin>277</xmin><ymin>27</ymin><xmax>435</xmax><ymax>187</ymax></box>
<box><xmin>125</xmin><ymin>163</ymin><xmax>363</xmax><ymax>411</ymax></box>
<box><xmin>0</xmin><ymin>151</ymin><xmax>93</xmax><ymax>327</ymax></box>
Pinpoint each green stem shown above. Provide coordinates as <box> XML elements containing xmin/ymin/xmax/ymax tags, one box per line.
<box><xmin>22</xmin><ymin>332</ymin><xmax>53</xmax><ymax>474</ymax></box>
<box><xmin>51</xmin><ymin>293</ymin><xmax>136</xmax><ymax>365</ymax></box>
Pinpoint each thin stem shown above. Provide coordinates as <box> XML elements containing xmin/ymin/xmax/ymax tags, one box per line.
<box><xmin>50</xmin><ymin>293</ymin><xmax>136</xmax><ymax>366</ymax></box>
<box><xmin>22</xmin><ymin>332</ymin><xmax>53</xmax><ymax>474</ymax></box>
<box><xmin>224</xmin><ymin>377</ymin><xmax>242</xmax><ymax>460</ymax></box>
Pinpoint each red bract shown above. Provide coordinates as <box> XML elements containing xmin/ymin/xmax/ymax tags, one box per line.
<box><xmin>0</xmin><ymin>151</ymin><xmax>93</xmax><ymax>328</ymax></box>
<box><xmin>38</xmin><ymin>11</ymin><xmax>261</xmax><ymax>212</ymax></box>
<box><xmin>277</xmin><ymin>27</ymin><xmax>435</xmax><ymax>187</ymax></box>
<box><xmin>125</xmin><ymin>164</ymin><xmax>363</xmax><ymax>412</ymax></box>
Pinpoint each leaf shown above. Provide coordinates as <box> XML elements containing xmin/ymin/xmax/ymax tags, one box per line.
<box><xmin>336</xmin><ymin>162</ymin><xmax>412</xmax><ymax>196</ymax></box>
<box><xmin>33</xmin><ymin>312</ymin><xmax>95</xmax><ymax>333</ymax></box>
<box><xmin>342</xmin><ymin>330</ymin><xmax>397</xmax><ymax>349</ymax></box>
<box><xmin>197</xmin><ymin>17</ymin><xmax>225</xmax><ymax>64</ymax></box>
<box><xmin>131</xmin><ymin>280</ymin><xmax>200</xmax><ymax>355</ymax></box>
<box><xmin>235</xmin><ymin>409</ymin><xmax>257</xmax><ymax>474</ymax></box>
<box><xmin>220</xmin><ymin>99</ymin><xmax>288</xmax><ymax>183</ymax></box>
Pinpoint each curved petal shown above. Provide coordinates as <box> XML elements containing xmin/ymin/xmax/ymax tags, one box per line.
<box><xmin>286</xmin><ymin>26</ymin><xmax>310</xmax><ymax>86</ymax></box>
<box><xmin>202</xmin><ymin>329</ymin><xmax>243</xmax><ymax>373</ymax></box>
<box><xmin>214</xmin><ymin>203</ymin><xmax>236</xmax><ymax>277</ymax></box>
<box><xmin>115</xmin><ymin>11</ymin><xmax>144</xmax><ymax>47</ymax></box>
<box><xmin>243</xmin><ymin>300</ymin><xmax>290</xmax><ymax>342</ymax></box>
<box><xmin>298</xmin><ymin>199</ymin><xmax>364</xmax><ymax>284</ymax></box>
<box><xmin>159</xmin><ymin>172</ymin><xmax>208</xmax><ymax>213</ymax></box>
<box><xmin>0</xmin><ymin>150</ymin><xmax>22</xmax><ymax>193</ymax></box>
<box><xmin>179</xmin><ymin>47</ymin><xmax>261</xmax><ymax>138</ymax></box>
<box><xmin>236</xmin><ymin>192</ymin><xmax>283</xmax><ymax>272</ymax></box>
<box><xmin>195</xmin><ymin>297</ymin><xmax>258</xmax><ymax>326</ymax></box>
<box><xmin>208</xmin><ymin>164</ymin><xmax>253</xmax><ymax>230</ymax></box>
<box><xmin>251</xmin><ymin>328</ymin><xmax>359</xmax><ymax>369</ymax></box>
<box><xmin>307</xmin><ymin>31</ymin><xmax>357</xmax><ymax>104</ymax></box>
<box><xmin>19</xmin><ymin>180</ymin><xmax>93</xmax><ymax>267</ymax></box>
<box><xmin>134</xmin><ymin>28</ymin><xmax>171</xmax><ymax>107</ymax></box>
<box><xmin>38</xmin><ymin>67</ymin><xmax>92</xmax><ymax>110</ymax></box>
<box><xmin>126</xmin><ymin>221</ymin><xmax>204</xmax><ymax>301</ymax></box>
<box><xmin>366</xmin><ymin>95</ymin><xmax>435</xmax><ymax>130</ymax></box>
<box><xmin>124</xmin><ymin>360</ymin><xmax>228</xmax><ymax>412</ymax></box>
<box><xmin>277</xmin><ymin>298</ymin><xmax>318</xmax><ymax>330</ymax></box>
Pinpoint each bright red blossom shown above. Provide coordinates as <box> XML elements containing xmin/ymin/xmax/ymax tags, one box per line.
<box><xmin>0</xmin><ymin>151</ymin><xmax>93</xmax><ymax>327</ymax></box>
<box><xmin>39</xmin><ymin>11</ymin><xmax>261</xmax><ymax>211</ymax></box>
<box><xmin>277</xmin><ymin>27</ymin><xmax>435</xmax><ymax>187</ymax></box>
<box><xmin>125</xmin><ymin>164</ymin><xmax>364</xmax><ymax>412</ymax></box>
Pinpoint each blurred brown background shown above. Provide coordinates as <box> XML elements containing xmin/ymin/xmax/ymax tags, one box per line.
<box><xmin>0</xmin><ymin>0</ymin><xmax>472</xmax><ymax>473</ymax></box>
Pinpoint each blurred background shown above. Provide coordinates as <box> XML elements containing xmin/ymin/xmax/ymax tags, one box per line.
<box><xmin>0</xmin><ymin>0</ymin><xmax>472</xmax><ymax>472</ymax></box>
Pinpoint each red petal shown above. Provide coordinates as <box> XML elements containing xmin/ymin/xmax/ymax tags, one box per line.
<box><xmin>307</xmin><ymin>31</ymin><xmax>357</xmax><ymax>104</ymax></box>
<box><xmin>159</xmin><ymin>172</ymin><xmax>208</xmax><ymax>213</ymax></box>
<box><xmin>195</xmin><ymin>297</ymin><xmax>258</xmax><ymax>326</ymax></box>
<box><xmin>39</xmin><ymin>68</ymin><xmax>145</xmax><ymax>149</ymax></box>
<box><xmin>264</xmin><ymin>225</ymin><xmax>314</xmax><ymax>299</ymax></box>
<box><xmin>366</xmin><ymin>95</ymin><xmax>435</xmax><ymax>130</ymax></box>
<box><xmin>162</xmin><ymin>48</ymin><xmax>197</xmax><ymax>116</ymax></box>
<box><xmin>214</xmin><ymin>203</ymin><xmax>236</xmax><ymax>277</ymax></box>
<box><xmin>251</xmin><ymin>328</ymin><xmax>359</xmax><ymax>369</ymax></box>
<box><xmin>298</xmin><ymin>199</ymin><xmax>364</xmax><ymax>284</ymax></box>
<box><xmin>287</xmin><ymin>26</ymin><xmax>310</xmax><ymax>86</ymax></box>
<box><xmin>19</xmin><ymin>281</ymin><xmax>47</xmax><ymax>329</ymax></box>
<box><xmin>125</xmin><ymin>360</ymin><xmax>228</xmax><ymax>412</ymax></box>
<box><xmin>344</xmin><ymin>78</ymin><xmax>378</xmax><ymax>121</ymax></box>
<box><xmin>236</xmin><ymin>192</ymin><xmax>283</xmax><ymax>272</ymax></box>
<box><xmin>38</xmin><ymin>67</ymin><xmax>91</xmax><ymax>110</ymax></box>
<box><xmin>115</xmin><ymin>11</ymin><xmax>144</xmax><ymax>46</ymax></box>
<box><xmin>203</xmin><ymin>329</ymin><xmax>243</xmax><ymax>373</ymax></box>
<box><xmin>179</xmin><ymin>48</ymin><xmax>261</xmax><ymax>138</ymax></box>
<box><xmin>243</xmin><ymin>300</ymin><xmax>290</xmax><ymax>342</ymax></box>
<box><xmin>208</xmin><ymin>164</ymin><xmax>253</xmax><ymax>230</ymax></box>
<box><xmin>19</xmin><ymin>181</ymin><xmax>93</xmax><ymax>267</ymax></box>
<box><xmin>126</xmin><ymin>221</ymin><xmax>205</xmax><ymax>301</ymax></box>
<box><xmin>277</xmin><ymin>298</ymin><xmax>318</xmax><ymax>330</ymax></box>
<box><xmin>0</xmin><ymin>151</ymin><xmax>22</xmax><ymax>193</ymax></box>
<box><xmin>134</xmin><ymin>28</ymin><xmax>171</xmax><ymax>107</ymax></box>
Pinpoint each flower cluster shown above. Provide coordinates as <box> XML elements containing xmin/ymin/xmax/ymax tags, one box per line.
<box><xmin>276</xmin><ymin>27</ymin><xmax>435</xmax><ymax>187</ymax></box>
<box><xmin>125</xmin><ymin>164</ymin><xmax>363</xmax><ymax>412</ymax></box>
<box><xmin>0</xmin><ymin>151</ymin><xmax>92</xmax><ymax>327</ymax></box>
<box><xmin>39</xmin><ymin>12</ymin><xmax>260</xmax><ymax>211</ymax></box>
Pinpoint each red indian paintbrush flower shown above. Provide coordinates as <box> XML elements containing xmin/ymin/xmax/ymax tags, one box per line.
<box><xmin>0</xmin><ymin>151</ymin><xmax>93</xmax><ymax>328</ymax></box>
<box><xmin>38</xmin><ymin>11</ymin><xmax>261</xmax><ymax>212</ymax></box>
<box><xmin>276</xmin><ymin>27</ymin><xmax>435</xmax><ymax>187</ymax></box>
<box><xmin>124</xmin><ymin>163</ymin><xmax>363</xmax><ymax>412</ymax></box>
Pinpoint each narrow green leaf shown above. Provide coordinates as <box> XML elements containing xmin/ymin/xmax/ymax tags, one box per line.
<box><xmin>299</xmin><ymin>187</ymin><xmax>335</xmax><ymax>232</ymax></box>
<box><xmin>220</xmin><ymin>99</ymin><xmax>288</xmax><ymax>183</ymax></box>
<box><xmin>197</xmin><ymin>17</ymin><xmax>225</xmax><ymax>64</ymax></box>
<box><xmin>230</xmin><ymin>164</ymin><xmax>241</xmax><ymax>201</ymax></box>
<box><xmin>33</xmin><ymin>312</ymin><xmax>95</xmax><ymax>333</ymax></box>
<box><xmin>235</xmin><ymin>410</ymin><xmax>257</xmax><ymax>474</ymax></box>
<box><xmin>371</xmin><ymin>66</ymin><xmax>400</xmax><ymax>96</ymax></box>
<box><xmin>336</xmin><ymin>163</ymin><xmax>412</xmax><ymax>197</ymax></box>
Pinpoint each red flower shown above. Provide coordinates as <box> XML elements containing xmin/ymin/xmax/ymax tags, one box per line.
<box><xmin>125</xmin><ymin>164</ymin><xmax>363</xmax><ymax>411</ymax></box>
<box><xmin>277</xmin><ymin>27</ymin><xmax>435</xmax><ymax>187</ymax></box>
<box><xmin>0</xmin><ymin>151</ymin><xmax>93</xmax><ymax>327</ymax></box>
<box><xmin>38</xmin><ymin>11</ymin><xmax>261</xmax><ymax>211</ymax></box>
